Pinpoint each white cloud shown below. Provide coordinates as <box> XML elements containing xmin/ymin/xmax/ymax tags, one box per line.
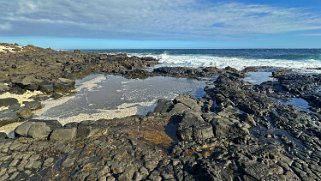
<box><xmin>0</xmin><ymin>0</ymin><xmax>321</xmax><ymax>39</ymax></box>
<box><xmin>18</xmin><ymin>0</ymin><xmax>39</xmax><ymax>13</ymax></box>
<box><xmin>302</xmin><ymin>33</ymin><xmax>321</xmax><ymax>37</ymax></box>
<box><xmin>0</xmin><ymin>22</ymin><xmax>12</xmax><ymax>31</ymax></box>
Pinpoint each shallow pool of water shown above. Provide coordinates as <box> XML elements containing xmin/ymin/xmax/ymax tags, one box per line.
<box><xmin>284</xmin><ymin>98</ymin><xmax>310</xmax><ymax>112</ymax></box>
<box><xmin>34</xmin><ymin>74</ymin><xmax>206</xmax><ymax>124</ymax></box>
<box><xmin>244</xmin><ymin>72</ymin><xmax>277</xmax><ymax>85</ymax></box>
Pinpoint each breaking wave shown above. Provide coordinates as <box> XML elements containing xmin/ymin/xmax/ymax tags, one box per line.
<box><xmin>132</xmin><ymin>52</ymin><xmax>321</xmax><ymax>72</ymax></box>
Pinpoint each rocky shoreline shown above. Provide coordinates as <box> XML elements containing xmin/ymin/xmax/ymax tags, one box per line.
<box><xmin>0</xmin><ymin>44</ymin><xmax>320</xmax><ymax>180</ymax></box>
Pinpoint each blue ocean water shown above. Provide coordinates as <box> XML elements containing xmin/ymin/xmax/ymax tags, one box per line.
<box><xmin>90</xmin><ymin>49</ymin><xmax>321</xmax><ymax>60</ymax></box>
<box><xmin>86</xmin><ymin>49</ymin><xmax>321</xmax><ymax>71</ymax></box>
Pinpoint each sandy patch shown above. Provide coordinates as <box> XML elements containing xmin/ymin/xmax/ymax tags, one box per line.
<box><xmin>0</xmin><ymin>90</ymin><xmax>43</xmax><ymax>106</ymax></box>
<box><xmin>0</xmin><ymin>45</ymin><xmax>22</xmax><ymax>53</ymax></box>
<box><xmin>0</xmin><ymin>106</ymin><xmax>9</xmax><ymax>111</ymax></box>
<box><xmin>0</xmin><ymin>122</ymin><xmax>23</xmax><ymax>134</ymax></box>
<box><xmin>55</xmin><ymin>107</ymin><xmax>139</xmax><ymax>125</ymax></box>
<box><xmin>36</xmin><ymin>101</ymin><xmax>156</xmax><ymax>125</ymax></box>
<box><xmin>34</xmin><ymin>95</ymin><xmax>75</xmax><ymax>115</ymax></box>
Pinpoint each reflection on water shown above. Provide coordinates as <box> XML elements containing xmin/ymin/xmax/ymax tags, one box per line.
<box><xmin>244</xmin><ymin>72</ymin><xmax>276</xmax><ymax>85</ymax></box>
<box><xmin>34</xmin><ymin>74</ymin><xmax>206</xmax><ymax>124</ymax></box>
<box><xmin>284</xmin><ymin>98</ymin><xmax>310</xmax><ymax>112</ymax></box>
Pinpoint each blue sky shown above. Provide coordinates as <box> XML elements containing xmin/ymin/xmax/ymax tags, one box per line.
<box><xmin>1</xmin><ymin>0</ymin><xmax>321</xmax><ymax>49</ymax></box>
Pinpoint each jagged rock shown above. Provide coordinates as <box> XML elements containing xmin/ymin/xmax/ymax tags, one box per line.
<box><xmin>211</xmin><ymin>117</ymin><xmax>249</xmax><ymax>142</ymax></box>
<box><xmin>50</xmin><ymin>128</ymin><xmax>77</xmax><ymax>141</ymax></box>
<box><xmin>242</xmin><ymin>113</ymin><xmax>257</xmax><ymax>126</ymax></box>
<box><xmin>211</xmin><ymin>116</ymin><xmax>234</xmax><ymax>138</ymax></box>
<box><xmin>193</xmin><ymin>123</ymin><xmax>215</xmax><ymax>141</ymax></box>
<box><xmin>196</xmin><ymin>160</ymin><xmax>233</xmax><ymax>181</ymax></box>
<box><xmin>177</xmin><ymin>111</ymin><xmax>214</xmax><ymax>141</ymax></box>
<box><xmin>217</xmin><ymin>106</ymin><xmax>238</xmax><ymax>117</ymax></box>
<box><xmin>1</xmin><ymin>45</ymin><xmax>321</xmax><ymax>181</ymax></box>
<box><xmin>243</xmin><ymin>162</ymin><xmax>284</xmax><ymax>180</ymax></box>
<box><xmin>153</xmin><ymin>67</ymin><xmax>218</xmax><ymax>78</ymax></box>
<box><xmin>174</xmin><ymin>95</ymin><xmax>200</xmax><ymax>111</ymax></box>
<box><xmin>168</xmin><ymin>103</ymin><xmax>190</xmax><ymax>115</ymax></box>
<box><xmin>118</xmin><ymin>165</ymin><xmax>136</xmax><ymax>181</ymax></box>
<box><xmin>153</xmin><ymin>99</ymin><xmax>173</xmax><ymax>114</ymax></box>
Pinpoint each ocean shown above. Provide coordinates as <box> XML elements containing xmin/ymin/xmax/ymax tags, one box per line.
<box><xmin>87</xmin><ymin>49</ymin><xmax>321</xmax><ymax>72</ymax></box>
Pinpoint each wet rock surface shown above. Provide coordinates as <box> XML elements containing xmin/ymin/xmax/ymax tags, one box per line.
<box><xmin>0</xmin><ymin>44</ymin><xmax>321</xmax><ymax>180</ymax></box>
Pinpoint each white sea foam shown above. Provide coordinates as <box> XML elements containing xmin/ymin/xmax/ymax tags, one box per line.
<box><xmin>76</xmin><ymin>74</ymin><xmax>106</xmax><ymax>91</ymax></box>
<box><xmin>133</xmin><ymin>53</ymin><xmax>321</xmax><ymax>73</ymax></box>
<box><xmin>243</xmin><ymin>72</ymin><xmax>277</xmax><ymax>85</ymax></box>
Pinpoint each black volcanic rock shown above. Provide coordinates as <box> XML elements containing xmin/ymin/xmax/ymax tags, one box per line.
<box><xmin>0</xmin><ymin>44</ymin><xmax>321</xmax><ymax>180</ymax></box>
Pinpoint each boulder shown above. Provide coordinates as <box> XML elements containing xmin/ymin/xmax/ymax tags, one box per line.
<box><xmin>168</xmin><ymin>103</ymin><xmax>190</xmax><ymax>115</ymax></box>
<box><xmin>21</xmin><ymin>76</ymin><xmax>37</xmax><ymax>86</ymax></box>
<box><xmin>50</xmin><ymin>128</ymin><xmax>77</xmax><ymax>141</ymax></box>
<box><xmin>177</xmin><ymin>111</ymin><xmax>214</xmax><ymax>141</ymax></box>
<box><xmin>14</xmin><ymin>119</ymin><xmax>62</xmax><ymax>139</ymax></box>
<box><xmin>24</xmin><ymin>101</ymin><xmax>42</xmax><ymax>110</ymax></box>
<box><xmin>0</xmin><ymin>98</ymin><xmax>19</xmax><ymax>108</ymax></box>
<box><xmin>174</xmin><ymin>95</ymin><xmax>200</xmax><ymax>111</ymax></box>
<box><xmin>76</xmin><ymin>121</ymin><xmax>106</xmax><ymax>139</ymax></box>
<box><xmin>17</xmin><ymin>108</ymin><xmax>33</xmax><ymax>119</ymax></box>
<box><xmin>0</xmin><ymin>132</ymin><xmax>7</xmax><ymax>140</ymax></box>
<box><xmin>0</xmin><ymin>110</ymin><xmax>20</xmax><ymax>127</ymax></box>
<box><xmin>39</xmin><ymin>83</ymin><xmax>54</xmax><ymax>94</ymax></box>
<box><xmin>53</xmin><ymin>78</ymin><xmax>75</xmax><ymax>93</ymax></box>
<box><xmin>211</xmin><ymin>117</ymin><xmax>233</xmax><ymax>138</ymax></box>
<box><xmin>15</xmin><ymin>122</ymin><xmax>50</xmax><ymax>139</ymax></box>
<box><xmin>153</xmin><ymin>99</ymin><xmax>173</xmax><ymax>114</ymax></box>
<box><xmin>193</xmin><ymin>124</ymin><xmax>215</xmax><ymax>141</ymax></box>
<box><xmin>18</xmin><ymin>75</ymin><xmax>42</xmax><ymax>90</ymax></box>
<box><xmin>211</xmin><ymin>116</ymin><xmax>249</xmax><ymax>143</ymax></box>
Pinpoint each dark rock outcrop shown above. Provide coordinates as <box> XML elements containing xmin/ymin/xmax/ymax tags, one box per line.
<box><xmin>49</xmin><ymin>128</ymin><xmax>77</xmax><ymax>141</ymax></box>
<box><xmin>0</xmin><ymin>132</ymin><xmax>7</xmax><ymax>140</ymax></box>
<box><xmin>1</xmin><ymin>44</ymin><xmax>321</xmax><ymax>180</ymax></box>
<box><xmin>14</xmin><ymin>119</ymin><xmax>62</xmax><ymax>139</ymax></box>
<box><xmin>177</xmin><ymin>111</ymin><xmax>214</xmax><ymax>141</ymax></box>
<box><xmin>0</xmin><ymin>98</ymin><xmax>19</xmax><ymax>108</ymax></box>
<box><xmin>0</xmin><ymin>109</ymin><xmax>20</xmax><ymax>127</ymax></box>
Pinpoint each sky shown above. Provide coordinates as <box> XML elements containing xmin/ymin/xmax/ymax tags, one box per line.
<box><xmin>1</xmin><ymin>0</ymin><xmax>321</xmax><ymax>49</ymax></box>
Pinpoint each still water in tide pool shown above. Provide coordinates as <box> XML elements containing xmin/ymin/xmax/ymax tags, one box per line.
<box><xmin>34</xmin><ymin>74</ymin><xmax>206</xmax><ymax>124</ymax></box>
